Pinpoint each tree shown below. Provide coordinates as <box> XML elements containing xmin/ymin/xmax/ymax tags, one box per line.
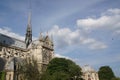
<box><xmin>0</xmin><ymin>71</ymin><xmax>5</xmax><ymax>80</ymax></box>
<box><xmin>0</xmin><ymin>58</ymin><xmax>6</xmax><ymax>80</ymax></box>
<box><xmin>111</xmin><ymin>77</ymin><xmax>120</xmax><ymax>80</ymax></box>
<box><xmin>18</xmin><ymin>58</ymin><xmax>41</xmax><ymax>80</ymax></box>
<box><xmin>98</xmin><ymin>66</ymin><xmax>115</xmax><ymax>80</ymax></box>
<box><xmin>41</xmin><ymin>58</ymin><xmax>82</xmax><ymax>80</ymax></box>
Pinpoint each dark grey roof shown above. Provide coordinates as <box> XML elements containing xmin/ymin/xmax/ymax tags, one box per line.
<box><xmin>0</xmin><ymin>33</ymin><xmax>26</xmax><ymax>49</ymax></box>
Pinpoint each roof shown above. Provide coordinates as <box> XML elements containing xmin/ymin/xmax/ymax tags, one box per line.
<box><xmin>0</xmin><ymin>33</ymin><xmax>26</xmax><ymax>49</ymax></box>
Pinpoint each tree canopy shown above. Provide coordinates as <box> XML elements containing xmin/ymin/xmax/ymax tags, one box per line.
<box><xmin>0</xmin><ymin>71</ymin><xmax>5</xmax><ymax>80</ymax></box>
<box><xmin>18</xmin><ymin>58</ymin><xmax>41</xmax><ymax>80</ymax></box>
<box><xmin>98</xmin><ymin>66</ymin><xmax>115</xmax><ymax>80</ymax></box>
<box><xmin>41</xmin><ymin>58</ymin><xmax>82</xmax><ymax>80</ymax></box>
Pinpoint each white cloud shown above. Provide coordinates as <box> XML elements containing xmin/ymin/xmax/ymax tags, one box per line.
<box><xmin>0</xmin><ymin>27</ymin><xmax>24</xmax><ymax>40</ymax></box>
<box><xmin>80</xmin><ymin>38</ymin><xmax>95</xmax><ymax>44</ymax></box>
<box><xmin>54</xmin><ymin>53</ymin><xmax>70</xmax><ymax>59</ymax></box>
<box><xmin>49</xmin><ymin>25</ymin><xmax>107</xmax><ymax>50</ymax></box>
<box><xmin>0</xmin><ymin>27</ymin><xmax>37</xmax><ymax>41</ymax></box>
<box><xmin>80</xmin><ymin>37</ymin><xmax>107</xmax><ymax>50</ymax></box>
<box><xmin>77</xmin><ymin>8</ymin><xmax>120</xmax><ymax>31</ymax></box>
<box><xmin>54</xmin><ymin>53</ymin><xmax>81</xmax><ymax>65</ymax></box>
<box><xmin>114</xmin><ymin>30</ymin><xmax>120</xmax><ymax>35</ymax></box>
<box><xmin>49</xmin><ymin>25</ymin><xmax>80</xmax><ymax>48</ymax></box>
<box><xmin>104</xmin><ymin>8</ymin><xmax>120</xmax><ymax>15</ymax></box>
<box><xmin>89</xmin><ymin>42</ymin><xmax>107</xmax><ymax>50</ymax></box>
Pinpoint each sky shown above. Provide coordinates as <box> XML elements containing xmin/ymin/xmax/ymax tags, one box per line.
<box><xmin>0</xmin><ymin>0</ymin><xmax>120</xmax><ymax>77</ymax></box>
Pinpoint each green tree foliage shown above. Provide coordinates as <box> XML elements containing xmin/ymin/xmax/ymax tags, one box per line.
<box><xmin>98</xmin><ymin>66</ymin><xmax>115</xmax><ymax>80</ymax></box>
<box><xmin>41</xmin><ymin>58</ymin><xmax>82</xmax><ymax>80</ymax></box>
<box><xmin>18</xmin><ymin>58</ymin><xmax>41</xmax><ymax>80</ymax></box>
<box><xmin>112</xmin><ymin>77</ymin><xmax>120</xmax><ymax>80</ymax></box>
<box><xmin>0</xmin><ymin>71</ymin><xmax>5</xmax><ymax>80</ymax></box>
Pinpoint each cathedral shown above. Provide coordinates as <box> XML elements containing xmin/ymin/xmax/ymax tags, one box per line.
<box><xmin>0</xmin><ymin>7</ymin><xmax>99</xmax><ymax>80</ymax></box>
<box><xmin>0</xmin><ymin>12</ymin><xmax>54</xmax><ymax>80</ymax></box>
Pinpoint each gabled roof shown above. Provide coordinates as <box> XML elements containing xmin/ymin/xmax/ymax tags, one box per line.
<box><xmin>0</xmin><ymin>33</ymin><xmax>26</xmax><ymax>49</ymax></box>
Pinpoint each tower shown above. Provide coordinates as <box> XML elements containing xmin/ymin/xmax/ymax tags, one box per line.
<box><xmin>25</xmin><ymin>12</ymin><xmax>32</xmax><ymax>48</ymax></box>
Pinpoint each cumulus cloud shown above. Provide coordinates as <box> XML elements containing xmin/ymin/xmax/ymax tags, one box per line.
<box><xmin>49</xmin><ymin>25</ymin><xmax>107</xmax><ymax>50</ymax></box>
<box><xmin>113</xmin><ymin>30</ymin><xmax>120</xmax><ymax>35</ymax></box>
<box><xmin>77</xmin><ymin>8</ymin><xmax>120</xmax><ymax>31</ymax></box>
<box><xmin>80</xmin><ymin>37</ymin><xmax>107</xmax><ymax>50</ymax></box>
<box><xmin>3</xmin><ymin>9</ymin><xmax>119</xmax><ymax>51</ymax></box>
<box><xmin>103</xmin><ymin>8</ymin><xmax>120</xmax><ymax>15</ymax></box>
<box><xmin>49</xmin><ymin>25</ymin><xmax>80</xmax><ymax>47</ymax></box>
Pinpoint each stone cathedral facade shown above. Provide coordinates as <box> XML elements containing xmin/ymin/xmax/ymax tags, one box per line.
<box><xmin>0</xmin><ymin>13</ymin><xmax>54</xmax><ymax>80</ymax></box>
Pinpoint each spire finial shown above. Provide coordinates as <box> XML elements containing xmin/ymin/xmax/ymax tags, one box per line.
<box><xmin>40</xmin><ymin>32</ymin><xmax>42</xmax><ymax>38</ymax></box>
<box><xmin>28</xmin><ymin>0</ymin><xmax>32</xmax><ymax>27</ymax></box>
<box><xmin>28</xmin><ymin>12</ymin><xmax>31</xmax><ymax>27</ymax></box>
<box><xmin>47</xmin><ymin>31</ymin><xmax>48</xmax><ymax>36</ymax></box>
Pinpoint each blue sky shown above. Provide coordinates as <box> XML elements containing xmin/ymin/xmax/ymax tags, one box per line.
<box><xmin>0</xmin><ymin>0</ymin><xmax>120</xmax><ymax>77</ymax></box>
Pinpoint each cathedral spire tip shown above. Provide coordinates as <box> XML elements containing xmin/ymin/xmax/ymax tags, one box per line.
<box><xmin>25</xmin><ymin>0</ymin><xmax>32</xmax><ymax>48</ymax></box>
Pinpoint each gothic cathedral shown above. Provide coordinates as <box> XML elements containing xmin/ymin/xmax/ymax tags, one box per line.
<box><xmin>0</xmin><ymin>12</ymin><xmax>54</xmax><ymax>80</ymax></box>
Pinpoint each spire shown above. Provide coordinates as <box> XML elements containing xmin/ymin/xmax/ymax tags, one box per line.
<box><xmin>46</xmin><ymin>31</ymin><xmax>48</xmax><ymax>36</ymax></box>
<box><xmin>27</xmin><ymin>0</ymin><xmax>32</xmax><ymax>29</ymax></box>
<box><xmin>28</xmin><ymin>11</ymin><xmax>31</xmax><ymax>27</ymax></box>
<box><xmin>25</xmin><ymin>0</ymin><xmax>32</xmax><ymax>48</ymax></box>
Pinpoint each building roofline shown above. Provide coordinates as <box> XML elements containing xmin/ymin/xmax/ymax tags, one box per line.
<box><xmin>0</xmin><ymin>33</ymin><xmax>25</xmax><ymax>43</ymax></box>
